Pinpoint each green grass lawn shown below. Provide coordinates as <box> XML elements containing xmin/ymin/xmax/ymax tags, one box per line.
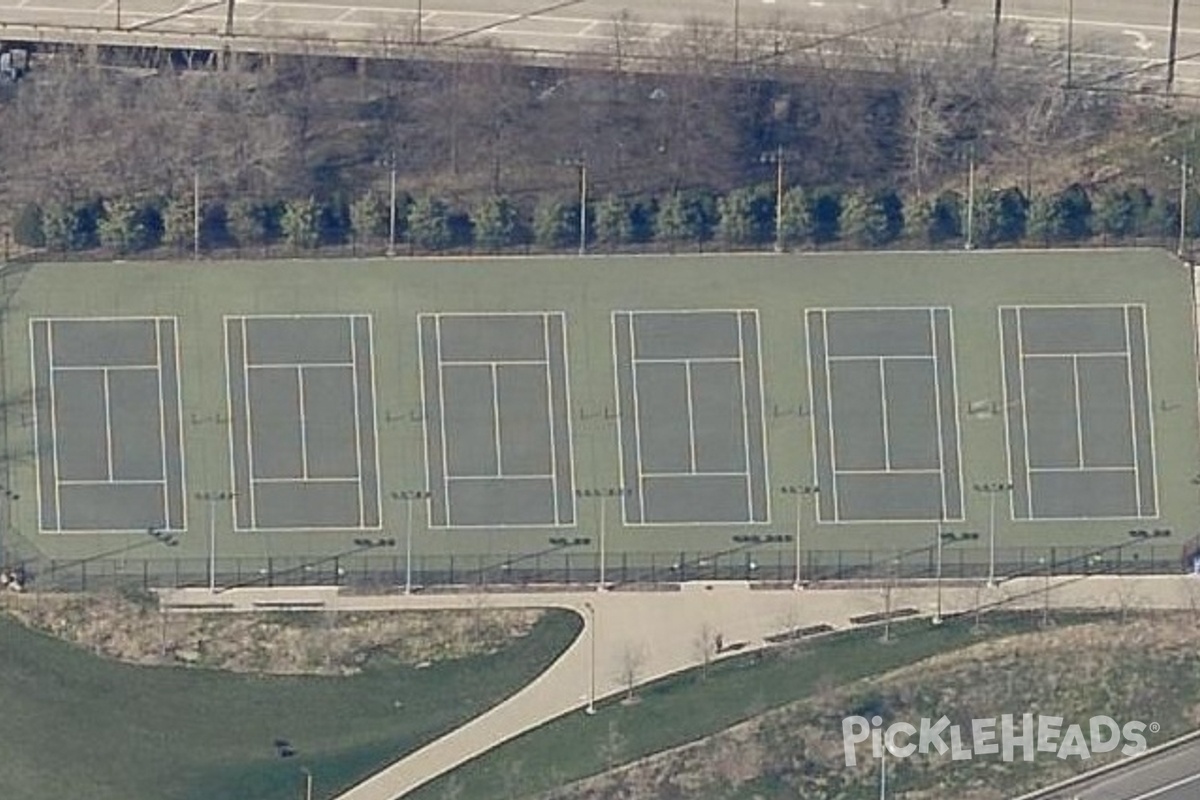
<box><xmin>410</xmin><ymin>612</ymin><xmax>1105</xmax><ymax>800</ymax></box>
<box><xmin>0</xmin><ymin>608</ymin><xmax>579</xmax><ymax>800</ymax></box>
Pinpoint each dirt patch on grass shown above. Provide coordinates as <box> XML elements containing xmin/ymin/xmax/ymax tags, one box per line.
<box><xmin>0</xmin><ymin>590</ymin><xmax>543</xmax><ymax>675</ymax></box>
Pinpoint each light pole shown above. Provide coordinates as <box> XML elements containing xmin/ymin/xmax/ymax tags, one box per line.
<box><xmin>301</xmin><ymin>767</ymin><xmax>313</xmax><ymax>800</ymax></box>
<box><xmin>964</xmin><ymin>143</ymin><xmax>976</xmax><ymax>250</ymax></box>
<box><xmin>391</xmin><ymin>490</ymin><xmax>430</xmax><ymax>595</ymax></box>
<box><xmin>759</xmin><ymin>147</ymin><xmax>789</xmax><ymax>253</ymax></box>
<box><xmin>973</xmin><ymin>481</ymin><xmax>1013</xmax><ymax>587</ymax></box>
<box><xmin>1038</xmin><ymin>556</ymin><xmax>1051</xmax><ymax>627</ymax></box>
<box><xmin>387</xmin><ymin>150</ymin><xmax>398</xmax><ymax>257</ymax></box>
<box><xmin>935</xmin><ymin>529</ymin><xmax>980</xmax><ymax>624</ymax></box>
<box><xmin>576</xmin><ymin>487</ymin><xmax>629</xmax><ymax>590</ymax></box>
<box><xmin>780</xmin><ymin>484</ymin><xmax>819</xmax><ymax>588</ymax></box>
<box><xmin>196</xmin><ymin>491</ymin><xmax>233</xmax><ymax>593</ymax></box>
<box><xmin>583</xmin><ymin>600</ymin><xmax>596</xmax><ymax>714</ymax></box>
<box><xmin>557</xmin><ymin>156</ymin><xmax>588</xmax><ymax>256</ymax></box>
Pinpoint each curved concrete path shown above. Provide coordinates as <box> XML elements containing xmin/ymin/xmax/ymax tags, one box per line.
<box><xmin>158</xmin><ymin>574</ymin><xmax>1200</xmax><ymax>800</ymax></box>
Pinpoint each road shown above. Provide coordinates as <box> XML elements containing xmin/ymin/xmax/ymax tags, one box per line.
<box><xmin>0</xmin><ymin>0</ymin><xmax>1196</xmax><ymax>88</ymax></box>
<box><xmin>160</xmin><ymin>575</ymin><xmax>1200</xmax><ymax>800</ymax></box>
<box><xmin>1030</xmin><ymin>736</ymin><xmax>1200</xmax><ymax>799</ymax></box>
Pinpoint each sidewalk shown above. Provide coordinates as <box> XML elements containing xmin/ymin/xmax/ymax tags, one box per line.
<box><xmin>158</xmin><ymin>574</ymin><xmax>1200</xmax><ymax>800</ymax></box>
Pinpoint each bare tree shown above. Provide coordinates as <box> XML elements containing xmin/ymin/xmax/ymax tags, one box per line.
<box><xmin>617</xmin><ymin>641</ymin><xmax>646</xmax><ymax>702</ymax></box>
<box><xmin>693</xmin><ymin>622</ymin><xmax>719</xmax><ymax>680</ymax></box>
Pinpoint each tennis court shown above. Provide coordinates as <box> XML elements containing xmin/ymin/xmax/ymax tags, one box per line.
<box><xmin>613</xmin><ymin>310</ymin><xmax>769</xmax><ymax>525</ymax></box>
<box><xmin>806</xmin><ymin>307</ymin><xmax>963</xmax><ymax>523</ymax></box>
<box><xmin>999</xmin><ymin>304</ymin><xmax>1158</xmax><ymax>520</ymax></box>
<box><xmin>225</xmin><ymin>314</ymin><xmax>381</xmax><ymax>530</ymax></box>
<box><xmin>29</xmin><ymin>316</ymin><xmax>187</xmax><ymax>533</ymax></box>
<box><xmin>418</xmin><ymin>312</ymin><xmax>575</xmax><ymax>527</ymax></box>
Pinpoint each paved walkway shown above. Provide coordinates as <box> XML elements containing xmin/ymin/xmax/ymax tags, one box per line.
<box><xmin>158</xmin><ymin>574</ymin><xmax>1200</xmax><ymax>800</ymax></box>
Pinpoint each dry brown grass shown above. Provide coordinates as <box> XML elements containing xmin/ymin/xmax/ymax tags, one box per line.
<box><xmin>0</xmin><ymin>590</ymin><xmax>542</xmax><ymax>675</ymax></box>
<box><xmin>543</xmin><ymin>615</ymin><xmax>1200</xmax><ymax>800</ymax></box>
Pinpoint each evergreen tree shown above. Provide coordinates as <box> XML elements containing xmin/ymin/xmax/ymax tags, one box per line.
<box><xmin>349</xmin><ymin>190</ymin><xmax>388</xmax><ymax>246</ymax></box>
<box><xmin>654</xmin><ymin>192</ymin><xmax>688</xmax><ymax>250</ymax></box>
<box><xmin>281</xmin><ymin>196</ymin><xmax>321</xmax><ymax>250</ymax></box>
<box><xmin>594</xmin><ymin>194</ymin><xmax>631</xmax><ymax>250</ymax></box>
<box><xmin>716</xmin><ymin>188</ymin><xmax>756</xmax><ymax>247</ymax></box>
<box><xmin>98</xmin><ymin>197</ymin><xmax>150</xmax><ymax>253</ymax></box>
<box><xmin>779</xmin><ymin>187</ymin><xmax>812</xmax><ymax>248</ymax></box>
<box><xmin>226</xmin><ymin>199</ymin><xmax>273</xmax><ymax>249</ymax></box>
<box><xmin>473</xmin><ymin>195</ymin><xmax>519</xmax><ymax>252</ymax></box>
<box><xmin>407</xmin><ymin>195</ymin><xmax>452</xmax><ymax>251</ymax></box>
<box><xmin>532</xmin><ymin>198</ymin><xmax>573</xmax><ymax>250</ymax></box>
<box><xmin>161</xmin><ymin>194</ymin><xmax>195</xmax><ymax>252</ymax></box>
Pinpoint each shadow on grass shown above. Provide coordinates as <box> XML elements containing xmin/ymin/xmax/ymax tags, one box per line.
<box><xmin>0</xmin><ymin>608</ymin><xmax>580</xmax><ymax>800</ymax></box>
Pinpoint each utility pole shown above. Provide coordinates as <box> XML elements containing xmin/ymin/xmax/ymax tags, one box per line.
<box><xmin>1066</xmin><ymin>0</ymin><xmax>1075</xmax><ymax>87</ymax></box>
<box><xmin>733</xmin><ymin>0</ymin><xmax>740</xmax><ymax>64</ymax></box>
<box><xmin>1180</xmin><ymin>145</ymin><xmax>1190</xmax><ymax>258</ymax></box>
<box><xmin>991</xmin><ymin>0</ymin><xmax>1002</xmax><ymax>61</ymax></box>
<box><xmin>1168</xmin><ymin>0</ymin><xmax>1182</xmax><ymax>93</ymax></box>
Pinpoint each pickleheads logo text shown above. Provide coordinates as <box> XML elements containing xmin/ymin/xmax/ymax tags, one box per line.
<box><xmin>841</xmin><ymin>714</ymin><xmax>1155</xmax><ymax>766</ymax></box>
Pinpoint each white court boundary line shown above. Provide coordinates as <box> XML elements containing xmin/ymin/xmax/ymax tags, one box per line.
<box><xmin>1132</xmin><ymin>304</ymin><xmax>1162</xmax><ymax>518</ymax></box>
<box><xmin>29</xmin><ymin>315</ymin><xmax>184</xmax><ymax>534</ymax></box>
<box><xmin>808</xmin><ymin>306</ymin><xmax>963</xmax><ymax>525</ymax></box>
<box><xmin>613</xmin><ymin>308</ymin><xmax>765</xmax><ymax>527</ymax></box>
<box><xmin>420</xmin><ymin>311</ymin><xmax>575</xmax><ymax>529</ymax></box>
<box><xmin>1002</xmin><ymin>303</ymin><xmax>1160</xmax><ymax>523</ymax></box>
<box><xmin>941</xmin><ymin>307</ymin><xmax>967</xmax><ymax>522</ymax></box>
<box><xmin>227</xmin><ymin>313</ymin><xmax>380</xmax><ymax>532</ymax></box>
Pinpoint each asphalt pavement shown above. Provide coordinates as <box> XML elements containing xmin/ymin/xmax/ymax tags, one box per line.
<box><xmin>1031</xmin><ymin>736</ymin><xmax>1200</xmax><ymax>799</ymax></box>
<box><xmin>0</xmin><ymin>0</ymin><xmax>1196</xmax><ymax>88</ymax></box>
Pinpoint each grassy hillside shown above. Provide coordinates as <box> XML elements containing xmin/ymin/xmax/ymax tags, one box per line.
<box><xmin>538</xmin><ymin>614</ymin><xmax>1200</xmax><ymax>800</ymax></box>
<box><xmin>0</xmin><ymin>607</ymin><xmax>579</xmax><ymax>800</ymax></box>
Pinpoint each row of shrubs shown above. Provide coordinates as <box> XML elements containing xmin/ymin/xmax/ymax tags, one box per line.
<box><xmin>10</xmin><ymin>181</ymin><xmax>1188</xmax><ymax>257</ymax></box>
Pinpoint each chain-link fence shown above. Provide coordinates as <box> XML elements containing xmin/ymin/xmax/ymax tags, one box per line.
<box><xmin>9</xmin><ymin>543</ymin><xmax>1186</xmax><ymax>594</ymax></box>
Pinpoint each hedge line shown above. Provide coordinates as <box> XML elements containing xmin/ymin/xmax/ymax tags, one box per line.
<box><xmin>10</xmin><ymin>181</ymin><xmax>1188</xmax><ymax>257</ymax></box>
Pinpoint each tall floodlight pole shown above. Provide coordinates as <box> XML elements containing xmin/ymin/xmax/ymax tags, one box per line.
<box><xmin>578</xmin><ymin>160</ymin><xmax>588</xmax><ymax>256</ymax></box>
<box><xmin>934</xmin><ymin>521</ymin><xmax>944</xmax><ymax>624</ymax></box>
<box><xmin>733</xmin><ymin>0</ymin><xmax>741</xmax><ymax>63</ymax></box>
<box><xmin>774</xmin><ymin>145</ymin><xmax>785</xmax><ymax>253</ymax></box>
<box><xmin>392</xmin><ymin>490</ymin><xmax>430</xmax><ymax>595</ymax></box>
<box><xmin>780</xmin><ymin>485</ymin><xmax>819</xmax><ymax>589</ymax></box>
<box><xmin>387</xmin><ymin>151</ymin><xmax>398</xmax><ymax>257</ymax></box>
<box><xmin>1066</xmin><ymin>0</ymin><xmax>1075</xmax><ymax>87</ymax></box>
<box><xmin>196</xmin><ymin>491</ymin><xmax>233</xmax><ymax>593</ymax></box>
<box><xmin>974</xmin><ymin>482</ymin><xmax>1013</xmax><ymax>587</ymax></box>
<box><xmin>583</xmin><ymin>601</ymin><xmax>597</xmax><ymax>714</ymax></box>
<box><xmin>991</xmin><ymin>0</ymin><xmax>1002</xmax><ymax>60</ymax></box>
<box><xmin>1180</xmin><ymin>148</ymin><xmax>1190</xmax><ymax>258</ymax></box>
<box><xmin>965</xmin><ymin>144</ymin><xmax>976</xmax><ymax>249</ymax></box>
<box><xmin>1168</xmin><ymin>0</ymin><xmax>1182</xmax><ymax>93</ymax></box>
<box><xmin>577</xmin><ymin>487</ymin><xmax>628</xmax><ymax>590</ymax></box>
<box><xmin>192</xmin><ymin>166</ymin><xmax>201</xmax><ymax>260</ymax></box>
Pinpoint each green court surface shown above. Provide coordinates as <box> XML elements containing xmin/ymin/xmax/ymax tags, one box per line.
<box><xmin>1</xmin><ymin>249</ymin><xmax>1196</xmax><ymax>583</ymax></box>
